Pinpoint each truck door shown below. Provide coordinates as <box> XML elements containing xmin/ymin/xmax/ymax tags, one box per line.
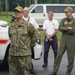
<box><xmin>0</xmin><ymin>23</ymin><xmax>9</xmax><ymax>61</ymax></box>
<box><xmin>0</xmin><ymin>26</ymin><xmax>2</xmax><ymax>59</ymax></box>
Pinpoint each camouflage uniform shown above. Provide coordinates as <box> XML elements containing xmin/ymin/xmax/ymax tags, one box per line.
<box><xmin>8</xmin><ymin>19</ymin><xmax>37</xmax><ymax>75</ymax></box>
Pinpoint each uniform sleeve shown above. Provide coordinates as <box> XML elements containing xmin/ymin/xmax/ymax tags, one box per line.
<box><xmin>8</xmin><ymin>26</ymin><xmax>11</xmax><ymax>38</ymax></box>
<box><xmin>72</xmin><ymin>26</ymin><xmax>75</xmax><ymax>33</ymax></box>
<box><xmin>68</xmin><ymin>27</ymin><xmax>75</xmax><ymax>34</ymax></box>
<box><xmin>27</xmin><ymin>23</ymin><xmax>37</xmax><ymax>46</ymax></box>
<box><xmin>59</xmin><ymin>18</ymin><xmax>75</xmax><ymax>35</ymax></box>
<box><xmin>67</xmin><ymin>19</ymin><xmax>75</xmax><ymax>34</ymax></box>
<box><xmin>59</xmin><ymin>19</ymin><xmax>68</xmax><ymax>32</ymax></box>
<box><xmin>27</xmin><ymin>23</ymin><xmax>35</xmax><ymax>35</ymax></box>
<box><xmin>8</xmin><ymin>24</ymin><xmax>12</xmax><ymax>39</ymax></box>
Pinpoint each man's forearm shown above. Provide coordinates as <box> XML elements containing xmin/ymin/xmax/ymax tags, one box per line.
<box><xmin>50</xmin><ymin>29</ymin><xmax>58</xmax><ymax>37</ymax></box>
<box><xmin>43</xmin><ymin>30</ymin><xmax>48</xmax><ymax>37</ymax></box>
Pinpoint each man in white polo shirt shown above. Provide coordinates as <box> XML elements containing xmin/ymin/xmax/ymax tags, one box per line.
<box><xmin>23</xmin><ymin>7</ymin><xmax>39</xmax><ymax>33</ymax></box>
<box><xmin>42</xmin><ymin>11</ymin><xmax>59</xmax><ymax>68</ymax></box>
<box><xmin>23</xmin><ymin>7</ymin><xmax>39</xmax><ymax>74</ymax></box>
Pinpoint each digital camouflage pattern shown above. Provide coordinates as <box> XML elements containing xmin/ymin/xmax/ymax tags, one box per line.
<box><xmin>27</xmin><ymin>22</ymin><xmax>37</xmax><ymax>47</ymax></box>
<box><xmin>9</xmin><ymin>19</ymin><xmax>37</xmax><ymax>56</ymax></box>
<box><xmin>8</xmin><ymin>19</ymin><xmax>37</xmax><ymax>75</ymax></box>
<box><xmin>9</xmin><ymin>56</ymin><xmax>31</xmax><ymax>75</ymax></box>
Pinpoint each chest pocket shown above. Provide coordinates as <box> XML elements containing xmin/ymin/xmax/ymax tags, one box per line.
<box><xmin>18</xmin><ymin>27</ymin><xmax>28</xmax><ymax>36</ymax></box>
<box><xmin>17</xmin><ymin>27</ymin><xmax>30</xmax><ymax>46</ymax></box>
<box><xmin>17</xmin><ymin>27</ymin><xmax>29</xmax><ymax>43</ymax></box>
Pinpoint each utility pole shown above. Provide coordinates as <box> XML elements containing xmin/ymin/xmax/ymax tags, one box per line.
<box><xmin>5</xmin><ymin>0</ymin><xmax>8</xmax><ymax>18</ymax></box>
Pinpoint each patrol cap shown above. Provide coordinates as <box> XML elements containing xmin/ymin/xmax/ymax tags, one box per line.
<box><xmin>14</xmin><ymin>6</ymin><xmax>23</xmax><ymax>12</ymax></box>
<box><xmin>64</xmin><ymin>7</ymin><xmax>73</xmax><ymax>12</ymax></box>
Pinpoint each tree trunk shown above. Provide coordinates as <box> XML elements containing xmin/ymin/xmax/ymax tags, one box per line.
<box><xmin>5</xmin><ymin>0</ymin><xmax>8</xmax><ymax>18</ymax></box>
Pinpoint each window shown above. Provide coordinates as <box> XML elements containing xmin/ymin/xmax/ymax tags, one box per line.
<box><xmin>29</xmin><ymin>5</ymin><xmax>35</xmax><ymax>11</ymax></box>
<box><xmin>46</xmin><ymin>6</ymin><xmax>75</xmax><ymax>13</ymax></box>
<box><xmin>31</xmin><ymin>6</ymin><xmax>43</xmax><ymax>13</ymax></box>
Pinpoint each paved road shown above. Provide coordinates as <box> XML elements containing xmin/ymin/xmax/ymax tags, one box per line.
<box><xmin>0</xmin><ymin>64</ymin><xmax>8</xmax><ymax>75</ymax></box>
<box><xmin>32</xmin><ymin>42</ymin><xmax>75</xmax><ymax>75</ymax></box>
<box><xmin>32</xmin><ymin>50</ymin><xmax>75</xmax><ymax>75</ymax></box>
<box><xmin>0</xmin><ymin>43</ymin><xmax>75</xmax><ymax>75</ymax></box>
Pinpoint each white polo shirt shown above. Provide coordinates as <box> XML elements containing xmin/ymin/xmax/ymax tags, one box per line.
<box><xmin>23</xmin><ymin>16</ymin><xmax>39</xmax><ymax>29</ymax></box>
<box><xmin>43</xmin><ymin>19</ymin><xmax>59</xmax><ymax>35</ymax></box>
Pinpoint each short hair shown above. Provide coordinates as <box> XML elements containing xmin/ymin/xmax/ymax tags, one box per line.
<box><xmin>48</xmin><ymin>11</ymin><xmax>53</xmax><ymax>16</ymax></box>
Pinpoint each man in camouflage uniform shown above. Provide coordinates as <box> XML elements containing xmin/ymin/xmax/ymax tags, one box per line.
<box><xmin>8</xmin><ymin>6</ymin><xmax>37</xmax><ymax>75</ymax></box>
<box><xmin>50</xmin><ymin>7</ymin><xmax>75</xmax><ymax>75</ymax></box>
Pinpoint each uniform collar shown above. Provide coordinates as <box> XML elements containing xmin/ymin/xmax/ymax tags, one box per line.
<box><xmin>13</xmin><ymin>19</ymin><xmax>25</xmax><ymax>27</ymax></box>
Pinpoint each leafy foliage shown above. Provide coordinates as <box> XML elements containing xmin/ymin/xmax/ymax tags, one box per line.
<box><xmin>0</xmin><ymin>0</ymin><xmax>75</xmax><ymax>11</ymax></box>
<box><xmin>0</xmin><ymin>0</ymin><xmax>2</xmax><ymax>12</ymax></box>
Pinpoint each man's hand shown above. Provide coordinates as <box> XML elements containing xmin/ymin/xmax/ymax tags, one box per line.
<box><xmin>46</xmin><ymin>35</ymin><xmax>53</xmax><ymax>41</ymax></box>
<box><xmin>68</xmin><ymin>27</ymin><xmax>72</xmax><ymax>30</ymax></box>
<box><xmin>43</xmin><ymin>29</ymin><xmax>53</xmax><ymax>41</ymax></box>
<box><xmin>46</xmin><ymin>35</ymin><xmax>50</xmax><ymax>40</ymax></box>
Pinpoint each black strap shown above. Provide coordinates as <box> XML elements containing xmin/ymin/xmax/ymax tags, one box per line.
<box><xmin>27</xmin><ymin>17</ymin><xmax>30</xmax><ymax>22</ymax></box>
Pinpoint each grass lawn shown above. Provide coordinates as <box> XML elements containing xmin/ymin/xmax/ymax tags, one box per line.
<box><xmin>0</xmin><ymin>15</ymin><xmax>62</xmax><ymax>42</ymax></box>
<box><xmin>0</xmin><ymin>16</ymin><xmax>11</xmax><ymax>25</ymax></box>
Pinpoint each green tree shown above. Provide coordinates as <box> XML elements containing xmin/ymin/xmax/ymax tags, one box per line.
<box><xmin>0</xmin><ymin>0</ymin><xmax>2</xmax><ymax>12</ymax></box>
<box><xmin>1</xmin><ymin>0</ymin><xmax>75</xmax><ymax>11</ymax></box>
<box><xmin>9</xmin><ymin>0</ymin><xmax>25</xmax><ymax>11</ymax></box>
<box><xmin>59</xmin><ymin>0</ymin><xmax>70</xmax><ymax>4</ymax></box>
<box><xmin>70</xmin><ymin>0</ymin><xmax>75</xmax><ymax>4</ymax></box>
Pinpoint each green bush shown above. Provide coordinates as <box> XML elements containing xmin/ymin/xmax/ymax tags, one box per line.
<box><xmin>0</xmin><ymin>16</ymin><xmax>11</xmax><ymax>25</ymax></box>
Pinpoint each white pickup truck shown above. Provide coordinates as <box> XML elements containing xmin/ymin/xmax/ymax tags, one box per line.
<box><xmin>29</xmin><ymin>4</ymin><xmax>75</xmax><ymax>25</ymax></box>
<box><xmin>0</xmin><ymin>20</ymin><xmax>10</xmax><ymax>65</ymax></box>
<box><xmin>0</xmin><ymin>20</ymin><xmax>43</xmax><ymax>65</ymax></box>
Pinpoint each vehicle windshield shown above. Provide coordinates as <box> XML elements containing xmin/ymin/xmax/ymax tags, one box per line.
<box><xmin>29</xmin><ymin>4</ymin><xmax>35</xmax><ymax>11</ymax></box>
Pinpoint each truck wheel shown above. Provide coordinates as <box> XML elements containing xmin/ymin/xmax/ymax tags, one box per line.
<box><xmin>3</xmin><ymin>45</ymin><xmax>10</xmax><ymax>69</ymax></box>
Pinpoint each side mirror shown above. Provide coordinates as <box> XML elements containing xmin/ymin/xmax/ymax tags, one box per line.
<box><xmin>1</xmin><ymin>24</ymin><xmax>8</xmax><ymax>27</ymax></box>
<box><xmin>0</xmin><ymin>20</ymin><xmax>8</xmax><ymax>27</ymax></box>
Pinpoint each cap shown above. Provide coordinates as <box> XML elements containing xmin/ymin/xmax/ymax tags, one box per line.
<box><xmin>64</xmin><ymin>7</ymin><xmax>73</xmax><ymax>12</ymax></box>
<box><xmin>14</xmin><ymin>6</ymin><xmax>23</xmax><ymax>12</ymax></box>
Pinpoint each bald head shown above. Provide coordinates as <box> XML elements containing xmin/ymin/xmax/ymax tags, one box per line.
<box><xmin>24</xmin><ymin>7</ymin><xmax>29</xmax><ymax>12</ymax></box>
<box><xmin>23</xmin><ymin>7</ymin><xmax>29</xmax><ymax>17</ymax></box>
